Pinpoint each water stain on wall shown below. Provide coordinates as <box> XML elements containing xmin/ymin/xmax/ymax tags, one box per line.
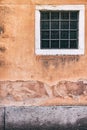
<box><xmin>0</xmin><ymin>46</ymin><xmax>6</xmax><ymax>52</ymax></box>
<box><xmin>36</xmin><ymin>56</ymin><xmax>80</xmax><ymax>69</ymax></box>
<box><xmin>0</xmin><ymin>60</ymin><xmax>5</xmax><ymax>66</ymax></box>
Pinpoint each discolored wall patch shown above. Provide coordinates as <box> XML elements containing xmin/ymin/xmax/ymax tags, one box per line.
<box><xmin>37</xmin><ymin>55</ymin><xmax>80</xmax><ymax>69</ymax></box>
<box><xmin>0</xmin><ymin>80</ymin><xmax>87</xmax><ymax>106</ymax></box>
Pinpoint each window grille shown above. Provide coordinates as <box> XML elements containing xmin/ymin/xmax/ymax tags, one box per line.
<box><xmin>35</xmin><ymin>5</ymin><xmax>85</xmax><ymax>55</ymax></box>
<box><xmin>40</xmin><ymin>11</ymin><xmax>79</xmax><ymax>49</ymax></box>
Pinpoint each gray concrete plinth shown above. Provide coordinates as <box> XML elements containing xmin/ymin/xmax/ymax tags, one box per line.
<box><xmin>5</xmin><ymin>106</ymin><xmax>87</xmax><ymax>130</ymax></box>
<box><xmin>0</xmin><ymin>107</ymin><xmax>4</xmax><ymax>130</ymax></box>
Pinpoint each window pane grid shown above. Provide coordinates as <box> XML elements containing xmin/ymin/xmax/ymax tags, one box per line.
<box><xmin>59</xmin><ymin>11</ymin><xmax>61</xmax><ymax>48</ymax></box>
<box><xmin>68</xmin><ymin>12</ymin><xmax>70</xmax><ymax>49</ymax></box>
<box><xmin>41</xmin><ymin>28</ymin><xmax>78</xmax><ymax>31</ymax></box>
<box><xmin>41</xmin><ymin>19</ymin><xmax>78</xmax><ymax>21</ymax></box>
<box><xmin>49</xmin><ymin>12</ymin><xmax>51</xmax><ymax>49</ymax></box>
<box><xmin>40</xmin><ymin>11</ymin><xmax>79</xmax><ymax>49</ymax></box>
<box><xmin>41</xmin><ymin>39</ymin><xmax>77</xmax><ymax>40</ymax></box>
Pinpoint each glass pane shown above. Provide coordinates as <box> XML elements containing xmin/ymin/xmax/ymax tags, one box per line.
<box><xmin>51</xmin><ymin>21</ymin><xmax>59</xmax><ymax>29</ymax></box>
<box><xmin>70</xmin><ymin>31</ymin><xmax>78</xmax><ymax>39</ymax></box>
<box><xmin>70</xmin><ymin>21</ymin><xmax>78</xmax><ymax>29</ymax></box>
<box><xmin>60</xmin><ymin>40</ymin><xmax>69</xmax><ymax>49</ymax></box>
<box><xmin>41</xmin><ymin>12</ymin><xmax>49</xmax><ymax>20</ymax></box>
<box><xmin>41</xmin><ymin>40</ymin><xmax>49</xmax><ymax>49</ymax></box>
<box><xmin>61</xmin><ymin>12</ymin><xmax>69</xmax><ymax>19</ymax></box>
<box><xmin>51</xmin><ymin>31</ymin><xmax>59</xmax><ymax>39</ymax></box>
<box><xmin>41</xmin><ymin>21</ymin><xmax>49</xmax><ymax>29</ymax></box>
<box><xmin>51</xmin><ymin>12</ymin><xmax>59</xmax><ymax>19</ymax></box>
<box><xmin>61</xmin><ymin>21</ymin><xmax>69</xmax><ymax>29</ymax></box>
<box><xmin>51</xmin><ymin>40</ymin><xmax>59</xmax><ymax>48</ymax></box>
<box><xmin>70</xmin><ymin>40</ymin><xmax>78</xmax><ymax>49</ymax></box>
<box><xmin>41</xmin><ymin>31</ymin><xmax>49</xmax><ymax>39</ymax></box>
<box><xmin>61</xmin><ymin>31</ymin><xmax>69</xmax><ymax>39</ymax></box>
<box><xmin>70</xmin><ymin>11</ymin><xmax>78</xmax><ymax>20</ymax></box>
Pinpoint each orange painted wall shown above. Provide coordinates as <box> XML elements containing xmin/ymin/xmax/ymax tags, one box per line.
<box><xmin>0</xmin><ymin>0</ymin><xmax>87</xmax><ymax>85</ymax></box>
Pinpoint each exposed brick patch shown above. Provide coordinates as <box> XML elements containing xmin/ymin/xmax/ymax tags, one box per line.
<box><xmin>53</xmin><ymin>81</ymin><xmax>85</xmax><ymax>98</ymax></box>
<box><xmin>0</xmin><ymin>80</ymin><xmax>87</xmax><ymax>102</ymax></box>
<box><xmin>0</xmin><ymin>80</ymin><xmax>87</xmax><ymax>106</ymax></box>
<box><xmin>0</xmin><ymin>81</ymin><xmax>49</xmax><ymax>101</ymax></box>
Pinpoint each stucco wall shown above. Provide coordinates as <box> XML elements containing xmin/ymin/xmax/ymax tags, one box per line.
<box><xmin>0</xmin><ymin>0</ymin><xmax>87</xmax><ymax>106</ymax></box>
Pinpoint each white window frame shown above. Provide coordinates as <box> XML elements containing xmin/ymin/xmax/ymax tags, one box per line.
<box><xmin>35</xmin><ymin>5</ymin><xmax>85</xmax><ymax>55</ymax></box>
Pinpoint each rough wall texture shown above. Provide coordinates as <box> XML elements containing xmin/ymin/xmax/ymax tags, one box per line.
<box><xmin>0</xmin><ymin>0</ymin><xmax>87</xmax><ymax>105</ymax></box>
<box><xmin>1</xmin><ymin>106</ymin><xmax>87</xmax><ymax>130</ymax></box>
<box><xmin>0</xmin><ymin>80</ymin><xmax>87</xmax><ymax>106</ymax></box>
<box><xmin>0</xmin><ymin>107</ymin><xmax>4</xmax><ymax>130</ymax></box>
<box><xmin>5</xmin><ymin>106</ymin><xmax>87</xmax><ymax>130</ymax></box>
<box><xmin>0</xmin><ymin>0</ymin><xmax>87</xmax><ymax>83</ymax></box>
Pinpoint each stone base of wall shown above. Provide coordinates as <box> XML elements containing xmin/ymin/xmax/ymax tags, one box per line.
<box><xmin>0</xmin><ymin>106</ymin><xmax>87</xmax><ymax>130</ymax></box>
<box><xmin>0</xmin><ymin>80</ymin><xmax>87</xmax><ymax>106</ymax></box>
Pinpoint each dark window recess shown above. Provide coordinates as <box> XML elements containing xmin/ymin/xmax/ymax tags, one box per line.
<box><xmin>40</xmin><ymin>11</ymin><xmax>79</xmax><ymax>49</ymax></box>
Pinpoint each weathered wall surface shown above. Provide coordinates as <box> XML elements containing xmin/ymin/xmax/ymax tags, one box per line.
<box><xmin>0</xmin><ymin>0</ymin><xmax>87</xmax><ymax>105</ymax></box>
<box><xmin>5</xmin><ymin>106</ymin><xmax>87</xmax><ymax>130</ymax></box>
<box><xmin>0</xmin><ymin>0</ymin><xmax>87</xmax><ymax>83</ymax></box>
<box><xmin>0</xmin><ymin>106</ymin><xmax>87</xmax><ymax>130</ymax></box>
<box><xmin>0</xmin><ymin>80</ymin><xmax>87</xmax><ymax>106</ymax></box>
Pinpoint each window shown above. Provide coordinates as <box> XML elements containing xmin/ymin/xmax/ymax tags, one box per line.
<box><xmin>35</xmin><ymin>5</ymin><xmax>85</xmax><ymax>55</ymax></box>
